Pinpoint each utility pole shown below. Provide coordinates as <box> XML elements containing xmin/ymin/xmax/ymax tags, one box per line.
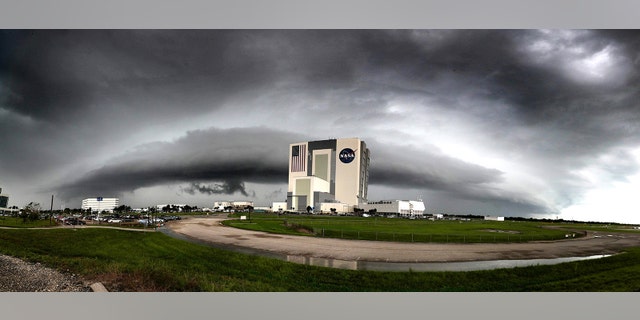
<box><xmin>50</xmin><ymin>194</ymin><xmax>54</xmax><ymax>225</ymax></box>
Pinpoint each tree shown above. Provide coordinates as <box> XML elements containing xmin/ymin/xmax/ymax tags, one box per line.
<box><xmin>113</xmin><ymin>205</ymin><xmax>132</xmax><ymax>214</ymax></box>
<box><xmin>21</xmin><ymin>202</ymin><xmax>41</xmax><ymax>223</ymax></box>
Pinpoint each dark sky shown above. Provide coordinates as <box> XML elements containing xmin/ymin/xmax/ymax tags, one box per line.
<box><xmin>2</xmin><ymin>29</ymin><xmax>640</xmax><ymax>223</ymax></box>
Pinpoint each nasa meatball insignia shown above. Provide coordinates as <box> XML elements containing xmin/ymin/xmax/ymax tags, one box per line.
<box><xmin>339</xmin><ymin>148</ymin><xmax>356</xmax><ymax>163</ymax></box>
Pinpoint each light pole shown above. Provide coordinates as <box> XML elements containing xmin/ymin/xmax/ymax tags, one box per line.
<box><xmin>97</xmin><ymin>197</ymin><xmax>102</xmax><ymax>224</ymax></box>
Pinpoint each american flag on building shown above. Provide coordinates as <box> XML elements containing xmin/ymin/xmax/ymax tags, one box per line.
<box><xmin>291</xmin><ymin>144</ymin><xmax>306</xmax><ymax>172</ymax></box>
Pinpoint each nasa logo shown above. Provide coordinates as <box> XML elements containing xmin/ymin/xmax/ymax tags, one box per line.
<box><xmin>339</xmin><ymin>148</ymin><xmax>356</xmax><ymax>164</ymax></box>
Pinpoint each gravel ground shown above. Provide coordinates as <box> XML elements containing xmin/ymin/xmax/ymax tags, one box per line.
<box><xmin>0</xmin><ymin>254</ymin><xmax>91</xmax><ymax>292</ymax></box>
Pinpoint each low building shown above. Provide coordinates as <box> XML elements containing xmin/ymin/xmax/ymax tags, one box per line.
<box><xmin>156</xmin><ymin>204</ymin><xmax>187</xmax><ymax>212</ymax></box>
<box><xmin>319</xmin><ymin>201</ymin><xmax>351</xmax><ymax>214</ymax></box>
<box><xmin>81</xmin><ymin>197</ymin><xmax>119</xmax><ymax>213</ymax></box>
<box><xmin>360</xmin><ymin>200</ymin><xmax>426</xmax><ymax>218</ymax></box>
<box><xmin>213</xmin><ymin>201</ymin><xmax>254</xmax><ymax>211</ymax></box>
<box><xmin>484</xmin><ymin>216</ymin><xmax>505</xmax><ymax>221</ymax></box>
<box><xmin>271</xmin><ymin>202</ymin><xmax>287</xmax><ymax>212</ymax></box>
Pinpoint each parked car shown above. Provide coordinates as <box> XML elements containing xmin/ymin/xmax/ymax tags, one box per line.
<box><xmin>64</xmin><ymin>218</ymin><xmax>86</xmax><ymax>225</ymax></box>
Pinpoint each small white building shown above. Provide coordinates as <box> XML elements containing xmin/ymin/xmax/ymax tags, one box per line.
<box><xmin>271</xmin><ymin>202</ymin><xmax>287</xmax><ymax>212</ymax></box>
<box><xmin>319</xmin><ymin>201</ymin><xmax>351</xmax><ymax>214</ymax></box>
<box><xmin>484</xmin><ymin>216</ymin><xmax>505</xmax><ymax>221</ymax></box>
<box><xmin>82</xmin><ymin>197</ymin><xmax>119</xmax><ymax>213</ymax></box>
<box><xmin>361</xmin><ymin>200</ymin><xmax>426</xmax><ymax>218</ymax></box>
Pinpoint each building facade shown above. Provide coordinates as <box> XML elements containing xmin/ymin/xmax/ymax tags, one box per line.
<box><xmin>81</xmin><ymin>197</ymin><xmax>119</xmax><ymax>213</ymax></box>
<box><xmin>361</xmin><ymin>200</ymin><xmax>426</xmax><ymax>218</ymax></box>
<box><xmin>0</xmin><ymin>188</ymin><xmax>8</xmax><ymax>209</ymax></box>
<box><xmin>287</xmin><ymin>138</ymin><xmax>370</xmax><ymax>212</ymax></box>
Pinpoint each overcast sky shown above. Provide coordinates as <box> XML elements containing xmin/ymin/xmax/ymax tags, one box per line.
<box><xmin>1</xmin><ymin>29</ymin><xmax>640</xmax><ymax>223</ymax></box>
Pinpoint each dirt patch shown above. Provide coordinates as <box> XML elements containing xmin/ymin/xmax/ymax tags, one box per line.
<box><xmin>253</xmin><ymin>234</ymin><xmax>284</xmax><ymax>239</ymax></box>
<box><xmin>224</xmin><ymin>234</ymin><xmax>249</xmax><ymax>240</ymax></box>
<box><xmin>294</xmin><ymin>227</ymin><xmax>314</xmax><ymax>234</ymax></box>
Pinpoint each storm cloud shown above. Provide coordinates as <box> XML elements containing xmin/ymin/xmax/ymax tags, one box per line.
<box><xmin>2</xmin><ymin>29</ymin><xmax>640</xmax><ymax>222</ymax></box>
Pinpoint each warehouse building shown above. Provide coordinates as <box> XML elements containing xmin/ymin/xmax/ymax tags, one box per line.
<box><xmin>287</xmin><ymin>138</ymin><xmax>370</xmax><ymax>213</ymax></box>
<box><xmin>361</xmin><ymin>200</ymin><xmax>426</xmax><ymax>218</ymax></box>
<box><xmin>81</xmin><ymin>197</ymin><xmax>119</xmax><ymax>213</ymax></box>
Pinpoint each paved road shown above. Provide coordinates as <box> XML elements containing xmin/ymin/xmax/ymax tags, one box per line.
<box><xmin>164</xmin><ymin>216</ymin><xmax>640</xmax><ymax>263</ymax></box>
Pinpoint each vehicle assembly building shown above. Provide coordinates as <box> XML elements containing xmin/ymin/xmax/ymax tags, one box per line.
<box><xmin>287</xmin><ymin>138</ymin><xmax>370</xmax><ymax>212</ymax></box>
<box><xmin>282</xmin><ymin>137</ymin><xmax>426</xmax><ymax>216</ymax></box>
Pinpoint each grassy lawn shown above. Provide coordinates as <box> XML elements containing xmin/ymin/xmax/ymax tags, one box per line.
<box><xmin>0</xmin><ymin>227</ymin><xmax>639</xmax><ymax>291</ymax></box>
<box><xmin>223</xmin><ymin>213</ymin><xmax>580</xmax><ymax>243</ymax></box>
<box><xmin>0</xmin><ymin>216</ymin><xmax>57</xmax><ymax>228</ymax></box>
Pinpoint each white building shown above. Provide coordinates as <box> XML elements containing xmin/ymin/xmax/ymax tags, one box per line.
<box><xmin>288</xmin><ymin>138</ymin><xmax>370</xmax><ymax>213</ymax></box>
<box><xmin>318</xmin><ymin>201</ymin><xmax>351</xmax><ymax>214</ymax></box>
<box><xmin>81</xmin><ymin>197</ymin><xmax>119</xmax><ymax>213</ymax></box>
<box><xmin>156</xmin><ymin>204</ymin><xmax>187</xmax><ymax>211</ymax></box>
<box><xmin>213</xmin><ymin>201</ymin><xmax>254</xmax><ymax>211</ymax></box>
<box><xmin>361</xmin><ymin>200</ymin><xmax>426</xmax><ymax>218</ymax></box>
<box><xmin>270</xmin><ymin>202</ymin><xmax>287</xmax><ymax>212</ymax></box>
<box><xmin>484</xmin><ymin>216</ymin><xmax>505</xmax><ymax>221</ymax></box>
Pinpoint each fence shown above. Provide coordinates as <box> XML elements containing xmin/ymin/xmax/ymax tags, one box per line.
<box><xmin>313</xmin><ymin>228</ymin><xmax>587</xmax><ymax>243</ymax></box>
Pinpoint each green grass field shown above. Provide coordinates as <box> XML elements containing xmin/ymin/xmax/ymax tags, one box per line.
<box><xmin>0</xmin><ymin>216</ymin><xmax>57</xmax><ymax>228</ymax></box>
<box><xmin>223</xmin><ymin>213</ymin><xmax>586</xmax><ymax>243</ymax></box>
<box><xmin>1</xmin><ymin>227</ymin><xmax>639</xmax><ymax>291</ymax></box>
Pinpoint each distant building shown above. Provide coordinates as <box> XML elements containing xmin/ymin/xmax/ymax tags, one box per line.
<box><xmin>156</xmin><ymin>204</ymin><xmax>187</xmax><ymax>212</ymax></box>
<box><xmin>361</xmin><ymin>200</ymin><xmax>426</xmax><ymax>218</ymax></box>
<box><xmin>270</xmin><ymin>202</ymin><xmax>287</xmax><ymax>212</ymax></box>
<box><xmin>0</xmin><ymin>187</ymin><xmax>11</xmax><ymax>214</ymax></box>
<box><xmin>288</xmin><ymin>137</ymin><xmax>370</xmax><ymax>213</ymax></box>
<box><xmin>484</xmin><ymin>216</ymin><xmax>505</xmax><ymax>221</ymax></box>
<box><xmin>81</xmin><ymin>197</ymin><xmax>119</xmax><ymax>213</ymax></box>
<box><xmin>213</xmin><ymin>201</ymin><xmax>254</xmax><ymax>211</ymax></box>
<box><xmin>0</xmin><ymin>188</ymin><xmax>8</xmax><ymax>209</ymax></box>
<box><xmin>318</xmin><ymin>201</ymin><xmax>351</xmax><ymax>214</ymax></box>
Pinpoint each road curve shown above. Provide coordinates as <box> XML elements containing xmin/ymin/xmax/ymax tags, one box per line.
<box><xmin>164</xmin><ymin>216</ymin><xmax>640</xmax><ymax>263</ymax></box>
